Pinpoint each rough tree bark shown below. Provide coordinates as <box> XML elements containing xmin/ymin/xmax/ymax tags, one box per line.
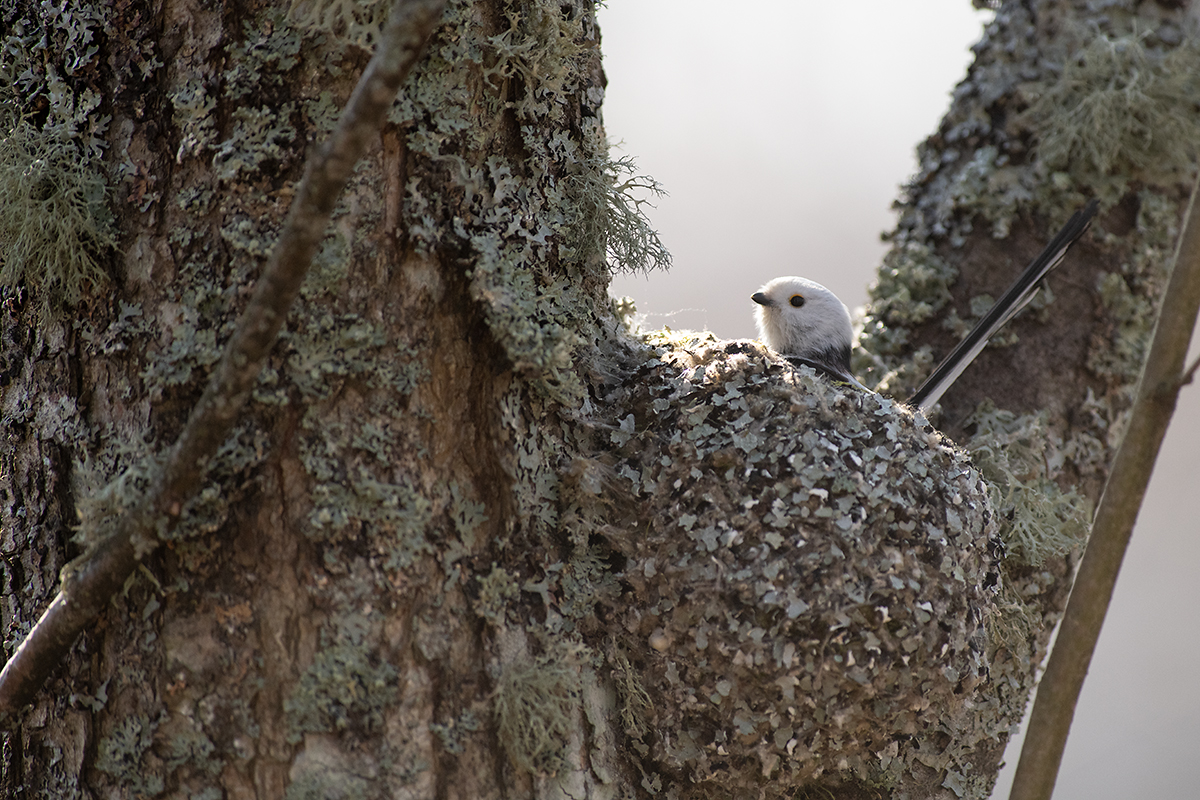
<box><xmin>0</xmin><ymin>2</ymin><xmax>1194</xmax><ymax>800</ymax></box>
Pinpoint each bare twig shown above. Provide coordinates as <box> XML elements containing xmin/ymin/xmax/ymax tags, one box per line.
<box><xmin>0</xmin><ymin>0</ymin><xmax>448</xmax><ymax>726</ymax></box>
<box><xmin>1009</xmin><ymin>177</ymin><xmax>1200</xmax><ymax>800</ymax></box>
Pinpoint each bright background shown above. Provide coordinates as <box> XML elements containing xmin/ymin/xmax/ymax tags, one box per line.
<box><xmin>596</xmin><ymin>3</ymin><xmax>1200</xmax><ymax>798</ymax></box>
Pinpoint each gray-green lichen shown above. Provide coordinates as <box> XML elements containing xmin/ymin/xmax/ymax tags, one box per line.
<box><xmin>430</xmin><ymin>709</ymin><xmax>481</xmax><ymax>755</ymax></box>
<box><xmin>0</xmin><ymin>4</ymin><xmax>111</xmax><ymax>155</ymax></box>
<box><xmin>386</xmin><ymin>0</ymin><xmax>668</xmax><ymax>400</ymax></box>
<box><xmin>169</xmin><ymin>76</ymin><xmax>218</xmax><ymax>163</ymax></box>
<box><xmin>1024</xmin><ymin>30</ymin><xmax>1200</xmax><ymax>186</ymax></box>
<box><xmin>288</xmin><ymin>0</ymin><xmax>392</xmax><ymax>48</ymax></box>
<box><xmin>567</xmin><ymin>153</ymin><xmax>672</xmax><ymax>276</ymax></box>
<box><xmin>449</xmin><ymin>481</ymin><xmax>488</xmax><ymax>540</ymax></box>
<box><xmin>0</xmin><ymin>121</ymin><xmax>115</xmax><ymax>313</ymax></box>
<box><xmin>72</xmin><ymin>419</ymin><xmax>269</xmax><ymax>563</ymax></box>
<box><xmin>285</xmin><ymin>757</ymin><xmax>372</xmax><ymax>800</ymax></box>
<box><xmin>94</xmin><ymin>713</ymin><xmax>165</xmax><ymax>795</ymax></box>
<box><xmin>609</xmin><ymin>648</ymin><xmax>653</xmax><ymax>740</ymax></box>
<box><xmin>163</xmin><ymin>725</ymin><xmax>222</xmax><ymax>779</ymax></box>
<box><xmin>72</xmin><ymin>445</ymin><xmax>161</xmax><ymax>552</ymax></box>
<box><xmin>224</xmin><ymin>15</ymin><xmax>304</xmax><ymax>100</ymax></box>
<box><xmin>285</xmin><ymin>643</ymin><xmax>400</xmax><ymax>742</ymax></box>
<box><xmin>0</xmin><ymin>4</ymin><xmax>121</xmax><ymax>315</ymax></box>
<box><xmin>964</xmin><ymin>402</ymin><xmax>1089</xmax><ymax>565</ymax></box>
<box><xmin>876</xmin><ymin>9</ymin><xmax>1200</xmax><ymax>251</ymax></box>
<box><xmin>855</xmin><ymin>240</ymin><xmax>955</xmax><ymax>394</ymax></box>
<box><xmin>476</xmin><ymin>565</ymin><xmax>521</xmax><ymax>625</ymax></box>
<box><xmin>494</xmin><ymin>652</ymin><xmax>582</xmax><ymax>775</ymax></box>
<box><xmin>212</xmin><ymin>103</ymin><xmax>299</xmax><ymax>182</ymax></box>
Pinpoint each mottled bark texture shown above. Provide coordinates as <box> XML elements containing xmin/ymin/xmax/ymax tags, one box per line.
<box><xmin>0</xmin><ymin>2</ymin><xmax>1193</xmax><ymax>800</ymax></box>
<box><xmin>0</xmin><ymin>0</ymin><xmax>447</xmax><ymax>728</ymax></box>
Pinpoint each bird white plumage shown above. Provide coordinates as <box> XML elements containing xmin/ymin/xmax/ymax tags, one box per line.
<box><xmin>751</xmin><ymin>276</ymin><xmax>867</xmax><ymax>390</ymax></box>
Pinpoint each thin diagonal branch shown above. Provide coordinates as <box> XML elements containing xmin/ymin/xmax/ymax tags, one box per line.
<box><xmin>1180</xmin><ymin>351</ymin><xmax>1200</xmax><ymax>386</ymax></box>
<box><xmin>1009</xmin><ymin>175</ymin><xmax>1200</xmax><ymax>800</ymax></box>
<box><xmin>0</xmin><ymin>0</ymin><xmax>448</xmax><ymax>727</ymax></box>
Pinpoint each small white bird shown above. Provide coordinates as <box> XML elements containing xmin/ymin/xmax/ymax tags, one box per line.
<box><xmin>752</xmin><ymin>201</ymin><xmax>1098</xmax><ymax>410</ymax></box>
<box><xmin>751</xmin><ymin>276</ymin><xmax>869</xmax><ymax>392</ymax></box>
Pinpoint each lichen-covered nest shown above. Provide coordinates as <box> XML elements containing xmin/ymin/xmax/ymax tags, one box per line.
<box><xmin>602</xmin><ymin>334</ymin><xmax>1003</xmax><ymax>797</ymax></box>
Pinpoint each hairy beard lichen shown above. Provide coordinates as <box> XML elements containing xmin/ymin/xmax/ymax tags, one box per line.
<box><xmin>0</xmin><ymin>121</ymin><xmax>115</xmax><ymax>313</ymax></box>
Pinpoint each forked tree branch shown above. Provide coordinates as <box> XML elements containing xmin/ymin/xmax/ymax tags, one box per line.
<box><xmin>0</xmin><ymin>0</ymin><xmax>448</xmax><ymax>726</ymax></box>
<box><xmin>1009</xmin><ymin>176</ymin><xmax>1200</xmax><ymax>800</ymax></box>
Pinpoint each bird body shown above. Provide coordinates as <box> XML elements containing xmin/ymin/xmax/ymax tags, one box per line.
<box><xmin>751</xmin><ymin>277</ymin><xmax>869</xmax><ymax>391</ymax></box>
<box><xmin>752</xmin><ymin>202</ymin><xmax>1098</xmax><ymax>411</ymax></box>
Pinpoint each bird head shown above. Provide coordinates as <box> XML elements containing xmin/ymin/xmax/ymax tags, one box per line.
<box><xmin>751</xmin><ymin>276</ymin><xmax>853</xmax><ymax>360</ymax></box>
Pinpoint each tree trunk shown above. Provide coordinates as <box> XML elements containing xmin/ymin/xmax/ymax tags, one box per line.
<box><xmin>856</xmin><ymin>0</ymin><xmax>1200</xmax><ymax>794</ymax></box>
<box><xmin>0</xmin><ymin>1</ymin><xmax>1192</xmax><ymax>799</ymax></box>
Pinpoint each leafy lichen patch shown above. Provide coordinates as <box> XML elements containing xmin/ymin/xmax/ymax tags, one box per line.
<box><xmin>94</xmin><ymin>713</ymin><xmax>165</xmax><ymax>795</ymax></box>
<box><xmin>285</xmin><ymin>643</ymin><xmax>400</xmax><ymax>743</ymax></box>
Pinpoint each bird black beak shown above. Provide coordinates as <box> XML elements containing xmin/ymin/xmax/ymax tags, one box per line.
<box><xmin>751</xmin><ymin>292</ymin><xmax>771</xmax><ymax>307</ymax></box>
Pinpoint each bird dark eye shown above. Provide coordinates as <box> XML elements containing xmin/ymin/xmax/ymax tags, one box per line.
<box><xmin>789</xmin><ymin>295</ymin><xmax>805</xmax><ymax>308</ymax></box>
